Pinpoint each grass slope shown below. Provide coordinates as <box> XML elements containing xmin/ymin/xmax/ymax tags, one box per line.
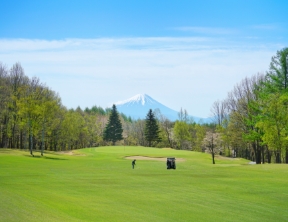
<box><xmin>0</xmin><ymin>147</ymin><xmax>287</xmax><ymax>222</ymax></box>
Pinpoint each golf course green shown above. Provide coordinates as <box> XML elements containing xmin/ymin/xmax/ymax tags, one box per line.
<box><xmin>1</xmin><ymin>146</ymin><xmax>287</xmax><ymax>222</ymax></box>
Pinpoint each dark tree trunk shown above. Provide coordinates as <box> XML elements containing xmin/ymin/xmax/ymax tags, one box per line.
<box><xmin>285</xmin><ymin>147</ymin><xmax>288</xmax><ymax>164</ymax></box>
<box><xmin>53</xmin><ymin>131</ymin><xmax>58</xmax><ymax>151</ymax></box>
<box><xmin>8</xmin><ymin>138</ymin><xmax>12</xmax><ymax>148</ymax></box>
<box><xmin>29</xmin><ymin>134</ymin><xmax>33</xmax><ymax>156</ymax></box>
<box><xmin>267</xmin><ymin>147</ymin><xmax>272</xmax><ymax>163</ymax></box>
<box><xmin>211</xmin><ymin>142</ymin><xmax>215</xmax><ymax>164</ymax></box>
<box><xmin>245</xmin><ymin>148</ymin><xmax>250</xmax><ymax>160</ymax></box>
<box><xmin>12</xmin><ymin>125</ymin><xmax>15</xmax><ymax>148</ymax></box>
<box><xmin>0</xmin><ymin>127</ymin><xmax>3</xmax><ymax>148</ymax></box>
<box><xmin>255</xmin><ymin>150</ymin><xmax>261</xmax><ymax>164</ymax></box>
<box><xmin>212</xmin><ymin>152</ymin><xmax>215</xmax><ymax>164</ymax></box>
<box><xmin>252</xmin><ymin>142</ymin><xmax>262</xmax><ymax>164</ymax></box>
<box><xmin>54</xmin><ymin>139</ymin><xmax>57</xmax><ymax>151</ymax></box>
<box><xmin>41</xmin><ymin>128</ymin><xmax>44</xmax><ymax>156</ymax></box>
<box><xmin>20</xmin><ymin>130</ymin><xmax>23</xmax><ymax>149</ymax></box>
<box><xmin>275</xmin><ymin>151</ymin><xmax>281</xmax><ymax>163</ymax></box>
<box><xmin>1</xmin><ymin>116</ymin><xmax>8</xmax><ymax>148</ymax></box>
<box><xmin>261</xmin><ymin>145</ymin><xmax>265</xmax><ymax>164</ymax></box>
<box><xmin>16</xmin><ymin>134</ymin><xmax>19</xmax><ymax>148</ymax></box>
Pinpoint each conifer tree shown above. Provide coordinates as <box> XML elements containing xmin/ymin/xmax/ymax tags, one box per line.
<box><xmin>144</xmin><ymin>109</ymin><xmax>160</xmax><ymax>147</ymax></box>
<box><xmin>103</xmin><ymin>104</ymin><xmax>123</xmax><ymax>145</ymax></box>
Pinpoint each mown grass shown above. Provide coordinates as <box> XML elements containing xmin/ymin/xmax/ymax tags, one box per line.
<box><xmin>0</xmin><ymin>146</ymin><xmax>287</xmax><ymax>222</ymax></box>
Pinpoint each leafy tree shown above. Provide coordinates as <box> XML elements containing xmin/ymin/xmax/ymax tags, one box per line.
<box><xmin>38</xmin><ymin>89</ymin><xmax>61</xmax><ymax>155</ymax></box>
<box><xmin>256</xmin><ymin>92</ymin><xmax>288</xmax><ymax>163</ymax></box>
<box><xmin>18</xmin><ymin>77</ymin><xmax>47</xmax><ymax>155</ymax></box>
<box><xmin>194</xmin><ymin>124</ymin><xmax>206</xmax><ymax>152</ymax></box>
<box><xmin>126</xmin><ymin>119</ymin><xmax>146</xmax><ymax>146</ymax></box>
<box><xmin>0</xmin><ymin>63</ymin><xmax>10</xmax><ymax>148</ymax></box>
<box><xmin>158</xmin><ymin>115</ymin><xmax>173</xmax><ymax>148</ymax></box>
<box><xmin>202</xmin><ymin>131</ymin><xmax>222</xmax><ymax>164</ymax></box>
<box><xmin>7</xmin><ymin>63</ymin><xmax>29</xmax><ymax>149</ymax></box>
<box><xmin>83</xmin><ymin>113</ymin><xmax>103</xmax><ymax>147</ymax></box>
<box><xmin>103</xmin><ymin>104</ymin><xmax>123</xmax><ymax>145</ymax></box>
<box><xmin>266</xmin><ymin>47</ymin><xmax>288</xmax><ymax>91</ymax></box>
<box><xmin>144</xmin><ymin>109</ymin><xmax>160</xmax><ymax>147</ymax></box>
<box><xmin>173</xmin><ymin>121</ymin><xmax>190</xmax><ymax>149</ymax></box>
<box><xmin>224</xmin><ymin>74</ymin><xmax>265</xmax><ymax>163</ymax></box>
<box><xmin>261</xmin><ymin>48</ymin><xmax>288</xmax><ymax>163</ymax></box>
<box><xmin>0</xmin><ymin>62</ymin><xmax>127</xmax><ymax>152</ymax></box>
<box><xmin>153</xmin><ymin>109</ymin><xmax>173</xmax><ymax>148</ymax></box>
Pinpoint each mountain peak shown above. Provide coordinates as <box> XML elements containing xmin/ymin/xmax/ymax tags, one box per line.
<box><xmin>115</xmin><ymin>94</ymin><xmax>155</xmax><ymax>106</ymax></box>
<box><xmin>114</xmin><ymin>94</ymin><xmax>176</xmax><ymax>120</ymax></box>
<box><xmin>114</xmin><ymin>94</ymin><xmax>212</xmax><ymax>123</ymax></box>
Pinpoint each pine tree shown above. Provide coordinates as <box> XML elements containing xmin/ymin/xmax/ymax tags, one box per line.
<box><xmin>144</xmin><ymin>109</ymin><xmax>160</xmax><ymax>147</ymax></box>
<box><xmin>103</xmin><ymin>104</ymin><xmax>123</xmax><ymax>145</ymax></box>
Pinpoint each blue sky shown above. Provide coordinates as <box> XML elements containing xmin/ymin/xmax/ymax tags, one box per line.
<box><xmin>1</xmin><ymin>0</ymin><xmax>287</xmax><ymax>118</ymax></box>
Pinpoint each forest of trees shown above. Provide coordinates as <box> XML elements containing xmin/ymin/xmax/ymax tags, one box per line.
<box><xmin>0</xmin><ymin>62</ymin><xmax>112</xmax><ymax>155</ymax></box>
<box><xmin>208</xmin><ymin>47</ymin><xmax>288</xmax><ymax>164</ymax></box>
<box><xmin>1</xmin><ymin>47</ymin><xmax>287</xmax><ymax>164</ymax></box>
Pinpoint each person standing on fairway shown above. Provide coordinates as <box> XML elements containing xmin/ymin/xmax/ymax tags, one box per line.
<box><xmin>132</xmin><ymin>159</ymin><xmax>136</xmax><ymax>169</ymax></box>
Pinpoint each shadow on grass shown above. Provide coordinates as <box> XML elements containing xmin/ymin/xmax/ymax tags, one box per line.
<box><xmin>0</xmin><ymin>149</ymin><xmax>15</xmax><ymax>152</ymax></box>
<box><xmin>43</xmin><ymin>156</ymin><xmax>68</xmax><ymax>160</ymax></box>
<box><xmin>24</xmin><ymin>155</ymin><xmax>68</xmax><ymax>160</ymax></box>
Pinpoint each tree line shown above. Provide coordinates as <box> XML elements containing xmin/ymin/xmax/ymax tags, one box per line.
<box><xmin>0</xmin><ymin>61</ymin><xmax>212</xmax><ymax>154</ymax></box>
<box><xmin>1</xmin><ymin>47</ymin><xmax>287</xmax><ymax>164</ymax></box>
<box><xmin>207</xmin><ymin>47</ymin><xmax>288</xmax><ymax>164</ymax></box>
<box><xmin>104</xmin><ymin>48</ymin><xmax>288</xmax><ymax>165</ymax></box>
<box><xmin>105</xmin><ymin>104</ymin><xmax>214</xmax><ymax>151</ymax></box>
<box><xmin>0</xmin><ymin>62</ymin><xmax>116</xmax><ymax>155</ymax></box>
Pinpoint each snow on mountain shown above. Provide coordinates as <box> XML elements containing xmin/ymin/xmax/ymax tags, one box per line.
<box><xmin>115</xmin><ymin>94</ymin><xmax>156</xmax><ymax>106</ymax></box>
<box><xmin>114</xmin><ymin>94</ymin><xmax>212</xmax><ymax>123</ymax></box>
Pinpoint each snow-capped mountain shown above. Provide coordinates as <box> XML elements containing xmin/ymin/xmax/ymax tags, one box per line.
<box><xmin>115</xmin><ymin>94</ymin><xmax>157</xmax><ymax>106</ymax></box>
<box><xmin>114</xmin><ymin>94</ymin><xmax>212</xmax><ymax>123</ymax></box>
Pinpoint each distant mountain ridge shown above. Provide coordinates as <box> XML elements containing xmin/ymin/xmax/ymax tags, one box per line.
<box><xmin>114</xmin><ymin>94</ymin><xmax>212</xmax><ymax>123</ymax></box>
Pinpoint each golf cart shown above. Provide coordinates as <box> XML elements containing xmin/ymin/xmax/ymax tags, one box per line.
<box><xmin>166</xmin><ymin>157</ymin><xmax>176</xmax><ymax>170</ymax></box>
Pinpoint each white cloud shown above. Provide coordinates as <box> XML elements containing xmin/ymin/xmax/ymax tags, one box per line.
<box><xmin>0</xmin><ymin>38</ymin><xmax>279</xmax><ymax>118</ymax></box>
<box><xmin>174</xmin><ymin>27</ymin><xmax>238</xmax><ymax>35</ymax></box>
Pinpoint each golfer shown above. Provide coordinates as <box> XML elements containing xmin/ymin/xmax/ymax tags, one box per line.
<box><xmin>132</xmin><ymin>159</ymin><xmax>136</xmax><ymax>169</ymax></box>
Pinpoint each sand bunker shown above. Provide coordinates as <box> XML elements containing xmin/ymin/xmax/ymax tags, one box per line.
<box><xmin>125</xmin><ymin>156</ymin><xmax>185</xmax><ymax>162</ymax></box>
<box><xmin>58</xmin><ymin>151</ymin><xmax>74</xmax><ymax>155</ymax></box>
<box><xmin>216</xmin><ymin>155</ymin><xmax>241</xmax><ymax>161</ymax></box>
<box><xmin>57</xmin><ymin>151</ymin><xmax>85</xmax><ymax>156</ymax></box>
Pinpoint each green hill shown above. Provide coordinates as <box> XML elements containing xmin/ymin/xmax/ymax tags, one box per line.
<box><xmin>0</xmin><ymin>147</ymin><xmax>287</xmax><ymax>222</ymax></box>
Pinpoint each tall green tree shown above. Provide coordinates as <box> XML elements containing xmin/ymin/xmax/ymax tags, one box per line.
<box><xmin>256</xmin><ymin>92</ymin><xmax>288</xmax><ymax>163</ymax></box>
<box><xmin>266</xmin><ymin>47</ymin><xmax>288</xmax><ymax>92</ymax></box>
<box><xmin>261</xmin><ymin>47</ymin><xmax>288</xmax><ymax>163</ymax></box>
<box><xmin>173</xmin><ymin>121</ymin><xmax>190</xmax><ymax>149</ymax></box>
<box><xmin>144</xmin><ymin>109</ymin><xmax>160</xmax><ymax>147</ymax></box>
<box><xmin>8</xmin><ymin>63</ymin><xmax>29</xmax><ymax>149</ymax></box>
<box><xmin>158</xmin><ymin>115</ymin><xmax>173</xmax><ymax>148</ymax></box>
<box><xmin>103</xmin><ymin>104</ymin><xmax>123</xmax><ymax>145</ymax></box>
<box><xmin>0</xmin><ymin>63</ymin><xmax>10</xmax><ymax>148</ymax></box>
<box><xmin>194</xmin><ymin>124</ymin><xmax>206</xmax><ymax>152</ymax></box>
<box><xmin>224</xmin><ymin>75</ymin><xmax>265</xmax><ymax>163</ymax></box>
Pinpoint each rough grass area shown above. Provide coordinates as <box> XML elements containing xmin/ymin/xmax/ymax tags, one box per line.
<box><xmin>0</xmin><ymin>147</ymin><xmax>288</xmax><ymax>222</ymax></box>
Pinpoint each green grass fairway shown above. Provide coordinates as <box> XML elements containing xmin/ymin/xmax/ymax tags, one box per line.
<box><xmin>1</xmin><ymin>147</ymin><xmax>288</xmax><ymax>222</ymax></box>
